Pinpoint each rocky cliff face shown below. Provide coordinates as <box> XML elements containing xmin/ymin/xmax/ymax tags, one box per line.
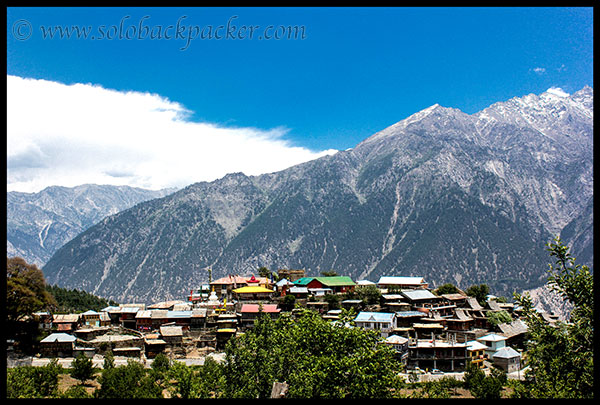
<box><xmin>42</xmin><ymin>87</ymin><xmax>593</xmax><ymax>304</ymax></box>
<box><xmin>7</xmin><ymin>184</ymin><xmax>176</xmax><ymax>267</ymax></box>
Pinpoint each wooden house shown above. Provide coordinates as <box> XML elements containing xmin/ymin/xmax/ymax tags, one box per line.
<box><xmin>377</xmin><ymin>276</ymin><xmax>428</xmax><ymax>291</ymax></box>
<box><xmin>40</xmin><ymin>333</ymin><xmax>77</xmax><ymax>357</ymax></box>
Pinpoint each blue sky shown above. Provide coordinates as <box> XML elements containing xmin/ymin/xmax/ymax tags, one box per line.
<box><xmin>6</xmin><ymin>7</ymin><xmax>594</xmax><ymax>192</ymax></box>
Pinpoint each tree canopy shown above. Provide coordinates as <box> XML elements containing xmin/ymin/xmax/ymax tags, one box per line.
<box><xmin>513</xmin><ymin>237</ymin><xmax>594</xmax><ymax>398</ymax></box>
<box><xmin>6</xmin><ymin>257</ymin><xmax>56</xmax><ymax>323</ymax></box>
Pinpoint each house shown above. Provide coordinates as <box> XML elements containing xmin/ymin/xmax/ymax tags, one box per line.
<box><xmin>408</xmin><ymin>338</ymin><xmax>468</xmax><ymax>372</ymax></box>
<box><xmin>40</xmin><ymin>333</ymin><xmax>77</xmax><ymax>357</ymax></box>
<box><xmin>81</xmin><ymin>310</ymin><xmax>101</xmax><ymax>327</ymax></box>
<box><xmin>354</xmin><ymin>312</ymin><xmax>397</xmax><ymax>337</ymax></box>
<box><xmin>497</xmin><ymin>319</ymin><xmax>528</xmax><ymax>350</ymax></box>
<box><xmin>276</xmin><ymin>269</ymin><xmax>305</xmax><ymax>282</ymax></box>
<box><xmin>119</xmin><ymin>306</ymin><xmax>142</xmax><ymax>329</ymax></box>
<box><xmin>232</xmin><ymin>285</ymin><xmax>275</xmax><ymax>301</ymax></box>
<box><xmin>441</xmin><ymin>293</ymin><xmax>469</xmax><ymax>308</ymax></box>
<box><xmin>240</xmin><ymin>304</ymin><xmax>281</xmax><ymax>328</ymax></box>
<box><xmin>384</xmin><ymin>334</ymin><xmax>409</xmax><ymax>364</ymax></box>
<box><xmin>191</xmin><ymin>308</ymin><xmax>208</xmax><ymax>329</ymax></box>
<box><xmin>400</xmin><ymin>289</ymin><xmax>453</xmax><ymax>316</ymax></box>
<box><xmin>210</xmin><ymin>275</ymin><xmax>271</xmax><ymax>298</ymax></box>
<box><xmin>144</xmin><ymin>334</ymin><xmax>167</xmax><ymax>358</ymax></box>
<box><xmin>151</xmin><ymin>310</ymin><xmax>169</xmax><ymax>330</ymax></box>
<box><xmin>160</xmin><ymin>325</ymin><xmax>183</xmax><ymax>345</ymax></box>
<box><xmin>33</xmin><ymin>312</ymin><xmax>53</xmax><ymax>330</ymax></box>
<box><xmin>477</xmin><ymin>333</ymin><xmax>507</xmax><ymax>358</ymax></box>
<box><xmin>377</xmin><ymin>276</ymin><xmax>428</xmax><ymax>291</ymax></box>
<box><xmin>166</xmin><ymin>310</ymin><xmax>192</xmax><ymax>329</ymax></box>
<box><xmin>52</xmin><ymin>314</ymin><xmax>80</xmax><ymax>332</ymax></box>
<box><xmin>135</xmin><ymin>310</ymin><xmax>153</xmax><ymax>332</ymax></box>
<box><xmin>444</xmin><ymin>309</ymin><xmax>474</xmax><ymax>332</ymax></box>
<box><xmin>275</xmin><ymin>278</ymin><xmax>295</xmax><ymax>295</ymax></box>
<box><xmin>464</xmin><ymin>298</ymin><xmax>488</xmax><ymax>329</ymax></box>
<box><xmin>492</xmin><ymin>346</ymin><xmax>522</xmax><ymax>373</ymax></box>
<box><xmin>311</xmin><ymin>276</ymin><xmax>357</xmax><ymax>294</ymax></box>
<box><xmin>466</xmin><ymin>340</ymin><xmax>488</xmax><ymax>368</ymax></box>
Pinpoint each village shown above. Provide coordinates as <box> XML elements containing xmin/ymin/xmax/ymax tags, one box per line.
<box><xmin>12</xmin><ymin>270</ymin><xmax>560</xmax><ymax>381</ymax></box>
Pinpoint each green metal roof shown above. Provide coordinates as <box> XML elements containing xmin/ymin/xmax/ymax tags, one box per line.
<box><xmin>314</xmin><ymin>276</ymin><xmax>356</xmax><ymax>286</ymax></box>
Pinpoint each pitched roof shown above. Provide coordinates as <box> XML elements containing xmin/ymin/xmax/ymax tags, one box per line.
<box><xmin>493</xmin><ymin>346</ymin><xmax>521</xmax><ymax>359</ymax></box>
<box><xmin>314</xmin><ymin>276</ymin><xmax>356</xmax><ymax>287</ymax></box>
<box><xmin>400</xmin><ymin>289</ymin><xmax>438</xmax><ymax>301</ymax></box>
<box><xmin>355</xmin><ymin>312</ymin><xmax>395</xmax><ymax>323</ymax></box>
<box><xmin>478</xmin><ymin>333</ymin><xmax>507</xmax><ymax>342</ymax></box>
<box><xmin>240</xmin><ymin>304</ymin><xmax>281</xmax><ymax>313</ymax></box>
<box><xmin>497</xmin><ymin>319</ymin><xmax>528</xmax><ymax>338</ymax></box>
<box><xmin>377</xmin><ymin>276</ymin><xmax>426</xmax><ymax>285</ymax></box>
<box><xmin>41</xmin><ymin>333</ymin><xmax>77</xmax><ymax>343</ymax></box>
<box><xmin>466</xmin><ymin>297</ymin><xmax>483</xmax><ymax>311</ymax></box>
<box><xmin>293</xmin><ymin>277</ymin><xmax>315</xmax><ymax>286</ymax></box>
<box><xmin>232</xmin><ymin>286</ymin><xmax>274</xmax><ymax>294</ymax></box>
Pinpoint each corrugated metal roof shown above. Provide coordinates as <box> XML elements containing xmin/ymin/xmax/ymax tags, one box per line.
<box><xmin>377</xmin><ymin>276</ymin><xmax>426</xmax><ymax>285</ymax></box>
<box><xmin>401</xmin><ymin>289</ymin><xmax>437</xmax><ymax>300</ymax></box>
<box><xmin>493</xmin><ymin>346</ymin><xmax>521</xmax><ymax>359</ymax></box>
<box><xmin>41</xmin><ymin>333</ymin><xmax>77</xmax><ymax>343</ymax></box>
<box><xmin>355</xmin><ymin>312</ymin><xmax>395</xmax><ymax>323</ymax></box>
<box><xmin>314</xmin><ymin>276</ymin><xmax>356</xmax><ymax>286</ymax></box>
<box><xmin>240</xmin><ymin>304</ymin><xmax>280</xmax><ymax>313</ymax></box>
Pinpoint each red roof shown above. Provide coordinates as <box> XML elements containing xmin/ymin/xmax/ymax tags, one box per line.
<box><xmin>247</xmin><ymin>275</ymin><xmax>260</xmax><ymax>283</ymax></box>
<box><xmin>240</xmin><ymin>304</ymin><xmax>280</xmax><ymax>313</ymax></box>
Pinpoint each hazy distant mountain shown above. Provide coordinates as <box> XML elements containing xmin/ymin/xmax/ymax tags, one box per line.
<box><xmin>7</xmin><ymin>184</ymin><xmax>176</xmax><ymax>267</ymax></box>
<box><xmin>42</xmin><ymin>87</ymin><xmax>593</xmax><ymax>304</ymax></box>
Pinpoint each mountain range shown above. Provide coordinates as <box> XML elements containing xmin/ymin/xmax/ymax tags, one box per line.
<box><xmin>40</xmin><ymin>87</ymin><xmax>593</xmax><ymax>304</ymax></box>
<box><xmin>7</xmin><ymin>184</ymin><xmax>176</xmax><ymax>267</ymax></box>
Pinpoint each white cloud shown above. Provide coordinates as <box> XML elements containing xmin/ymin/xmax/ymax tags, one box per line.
<box><xmin>531</xmin><ymin>67</ymin><xmax>546</xmax><ymax>75</ymax></box>
<box><xmin>7</xmin><ymin>75</ymin><xmax>338</xmax><ymax>192</ymax></box>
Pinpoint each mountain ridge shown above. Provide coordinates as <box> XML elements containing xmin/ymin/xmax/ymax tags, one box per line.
<box><xmin>41</xmin><ymin>87</ymin><xmax>593</xmax><ymax>304</ymax></box>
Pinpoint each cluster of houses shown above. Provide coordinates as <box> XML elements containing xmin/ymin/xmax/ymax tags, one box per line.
<box><xmin>29</xmin><ymin>271</ymin><xmax>559</xmax><ymax>375</ymax></box>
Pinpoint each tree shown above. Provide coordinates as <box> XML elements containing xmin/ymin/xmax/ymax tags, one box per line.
<box><xmin>466</xmin><ymin>284</ymin><xmax>489</xmax><ymax>306</ymax></box>
<box><xmin>434</xmin><ymin>283</ymin><xmax>459</xmax><ymax>296</ymax></box>
<box><xmin>486</xmin><ymin>310</ymin><xmax>513</xmax><ymax>328</ymax></box>
<box><xmin>321</xmin><ymin>270</ymin><xmax>338</xmax><ymax>277</ymax></box>
<box><xmin>222</xmin><ymin>309</ymin><xmax>404</xmax><ymax>398</ymax></box>
<box><xmin>354</xmin><ymin>284</ymin><xmax>381</xmax><ymax>305</ymax></box>
<box><xmin>463</xmin><ymin>363</ymin><xmax>506</xmax><ymax>399</ymax></box>
<box><xmin>6</xmin><ymin>257</ymin><xmax>56</xmax><ymax>323</ymax></box>
<box><xmin>95</xmin><ymin>360</ymin><xmax>163</xmax><ymax>399</ymax></box>
<box><xmin>513</xmin><ymin>237</ymin><xmax>594</xmax><ymax>398</ymax></box>
<box><xmin>70</xmin><ymin>353</ymin><xmax>97</xmax><ymax>385</ymax></box>
<box><xmin>6</xmin><ymin>359</ymin><xmax>62</xmax><ymax>398</ymax></box>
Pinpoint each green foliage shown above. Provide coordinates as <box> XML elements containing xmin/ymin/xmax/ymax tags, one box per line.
<box><xmin>95</xmin><ymin>360</ymin><xmax>163</xmax><ymax>399</ymax></box>
<box><xmin>410</xmin><ymin>376</ymin><xmax>461</xmax><ymax>398</ymax></box>
<box><xmin>466</xmin><ymin>284</ymin><xmax>490</xmax><ymax>306</ymax></box>
<box><xmin>354</xmin><ymin>284</ymin><xmax>382</xmax><ymax>305</ymax></box>
<box><xmin>434</xmin><ymin>283</ymin><xmax>460</xmax><ymax>295</ymax></box>
<box><xmin>321</xmin><ymin>270</ymin><xmax>338</xmax><ymax>276</ymax></box>
<box><xmin>6</xmin><ymin>256</ymin><xmax>56</xmax><ymax>323</ymax></box>
<box><xmin>221</xmin><ymin>309</ymin><xmax>404</xmax><ymax>398</ymax></box>
<box><xmin>323</xmin><ymin>293</ymin><xmax>340</xmax><ymax>310</ymax></box>
<box><xmin>46</xmin><ymin>284</ymin><xmax>118</xmax><ymax>313</ymax></box>
<box><xmin>151</xmin><ymin>352</ymin><xmax>171</xmax><ymax>375</ymax></box>
<box><xmin>486</xmin><ymin>310</ymin><xmax>513</xmax><ymax>328</ymax></box>
<box><xmin>103</xmin><ymin>350</ymin><xmax>115</xmax><ymax>370</ymax></box>
<box><xmin>6</xmin><ymin>359</ymin><xmax>63</xmax><ymax>398</ymax></box>
<box><xmin>513</xmin><ymin>237</ymin><xmax>594</xmax><ymax>398</ymax></box>
<box><xmin>463</xmin><ymin>363</ymin><xmax>506</xmax><ymax>399</ymax></box>
<box><xmin>60</xmin><ymin>385</ymin><xmax>92</xmax><ymax>398</ymax></box>
<box><xmin>70</xmin><ymin>353</ymin><xmax>97</xmax><ymax>384</ymax></box>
